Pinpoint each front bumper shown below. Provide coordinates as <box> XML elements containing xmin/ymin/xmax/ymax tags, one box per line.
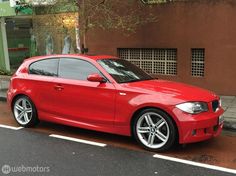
<box><xmin>172</xmin><ymin>107</ymin><xmax>224</xmax><ymax>144</ymax></box>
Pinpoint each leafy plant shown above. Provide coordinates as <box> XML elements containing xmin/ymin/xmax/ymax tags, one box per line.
<box><xmin>31</xmin><ymin>0</ymin><xmax>158</xmax><ymax>53</ymax></box>
<box><xmin>0</xmin><ymin>69</ymin><xmax>13</xmax><ymax>76</ymax></box>
<box><xmin>77</xmin><ymin>0</ymin><xmax>158</xmax><ymax>53</ymax></box>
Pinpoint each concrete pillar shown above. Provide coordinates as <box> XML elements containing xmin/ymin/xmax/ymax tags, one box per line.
<box><xmin>0</xmin><ymin>17</ymin><xmax>10</xmax><ymax>71</ymax></box>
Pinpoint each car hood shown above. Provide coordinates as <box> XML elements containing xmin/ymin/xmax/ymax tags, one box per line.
<box><xmin>121</xmin><ymin>79</ymin><xmax>218</xmax><ymax>104</ymax></box>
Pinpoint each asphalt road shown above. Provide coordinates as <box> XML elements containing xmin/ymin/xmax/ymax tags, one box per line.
<box><xmin>0</xmin><ymin>101</ymin><xmax>236</xmax><ymax>176</ymax></box>
<box><xmin>0</xmin><ymin>127</ymin><xmax>235</xmax><ymax>176</ymax></box>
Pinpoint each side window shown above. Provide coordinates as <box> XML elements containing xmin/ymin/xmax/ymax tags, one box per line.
<box><xmin>59</xmin><ymin>58</ymin><xmax>101</xmax><ymax>81</ymax></box>
<box><xmin>29</xmin><ymin>59</ymin><xmax>58</xmax><ymax>77</ymax></box>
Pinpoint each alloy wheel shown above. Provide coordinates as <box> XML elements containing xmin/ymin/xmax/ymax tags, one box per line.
<box><xmin>14</xmin><ymin>98</ymin><xmax>33</xmax><ymax>125</ymax></box>
<box><xmin>136</xmin><ymin>112</ymin><xmax>170</xmax><ymax>149</ymax></box>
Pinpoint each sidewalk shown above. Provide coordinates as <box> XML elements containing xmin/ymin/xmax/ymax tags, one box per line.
<box><xmin>0</xmin><ymin>76</ymin><xmax>9</xmax><ymax>102</ymax></box>
<box><xmin>0</xmin><ymin>79</ymin><xmax>236</xmax><ymax>131</ymax></box>
<box><xmin>221</xmin><ymin>96</ymin><xmax>236</xmax><ymax>131</ymax></box>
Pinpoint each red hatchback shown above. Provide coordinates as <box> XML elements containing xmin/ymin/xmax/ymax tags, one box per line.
<box><xmin>7</xmin><ymin>54</ymin><xmax>224</xmax><ymax>151</ymax></box>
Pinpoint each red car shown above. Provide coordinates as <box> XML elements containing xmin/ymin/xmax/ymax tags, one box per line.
<box><xmin>7</xmin><ymin>55</ymin><xmax>224</xmax><ymax>151</ymax></box>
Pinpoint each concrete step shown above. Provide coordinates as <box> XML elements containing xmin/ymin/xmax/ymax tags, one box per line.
<box><xmin>0</xmin><ymin>90</ymin><xmax>7</xmax><ymax>101</ymax></box>
<box><xmin>223</xmin><ymin>117</ymin><xmax>236</xmax><ymax>131</ymax></box>
<box><xmin>0</xmin><ymin>75</ymin><xmax>10</xmax><ymax>90</ymax></box>
<box><xmin>0</xmin><ymin>80</ymin><xmax>9</xmax><ymax>90</ymax></box>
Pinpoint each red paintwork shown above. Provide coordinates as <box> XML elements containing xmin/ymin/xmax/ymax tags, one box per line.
<box><xmin>7</xmin><ymin>54</ymin><xmax>224</xmax><ymax>144</ymax></box>
<box><xmin>87</xmin><ymin>73</ymin><xmax>105</xmax><ymax>82</ymax></box>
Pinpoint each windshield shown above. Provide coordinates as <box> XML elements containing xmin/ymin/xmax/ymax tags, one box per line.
<box><xmin>98</xmin><ymin>59</ymin><xmax>154</xmax><ymax>83</ymax></box>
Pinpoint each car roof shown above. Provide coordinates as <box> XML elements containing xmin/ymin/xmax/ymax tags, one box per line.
<box><xmin>25</xmin><ymin>54</ymin><xmax>118</xmax><ymax>63</ymax></box>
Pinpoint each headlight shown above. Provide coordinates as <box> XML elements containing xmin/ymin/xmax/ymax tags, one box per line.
<box><xmin>176</xmin><ymin>102</ymin><xmax>208</xmax><ymax>114</ymax></box>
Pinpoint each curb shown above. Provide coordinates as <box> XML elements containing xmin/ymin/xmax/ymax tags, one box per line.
<box><xmin>0</xmin><ymin>97</ymin><xmax>6</xmax><ymax>102</ymax></box>
<box><xmin>223</xmin><ymin>120</ymin><xmax>236</xmax><ymax>132</ymax></box>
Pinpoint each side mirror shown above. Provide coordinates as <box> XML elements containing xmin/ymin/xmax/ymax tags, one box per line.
<box><xmin>87</xmin><ymin>73</ymin><xmax>107</xmax><ymax>83</ymax></box>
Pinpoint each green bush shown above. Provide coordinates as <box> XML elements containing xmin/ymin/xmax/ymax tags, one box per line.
<box><xmin>0</xmin><ymin>69</ymin><xmax>13</xmax><ymax>76</ymax></box>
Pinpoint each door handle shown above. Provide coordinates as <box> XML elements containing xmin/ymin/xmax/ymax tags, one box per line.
<box><xmin>54</xmin><ymin>84</ymin><xmax>64</xmax><ymax>91</ymax></box>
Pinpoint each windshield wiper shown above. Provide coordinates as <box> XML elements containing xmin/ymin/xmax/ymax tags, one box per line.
<box><xmin>120</xmin><ymin>77</ymin><xmax>154</xmax><ymax>84</ymax></box>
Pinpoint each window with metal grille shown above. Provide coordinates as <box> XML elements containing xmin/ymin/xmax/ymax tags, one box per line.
<box><xmin>191</xmin><ymin>49</ymin><xmax>205</xmax><ymax>77</ymax></box>
<box><xmin>118</xmin><ymin>48</ymin><xmax>177</xmax><ymax>75</ymax></box>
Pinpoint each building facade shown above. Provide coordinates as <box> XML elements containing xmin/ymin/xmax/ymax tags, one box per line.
<box><xmin>0</xmin><ymin>1</ymin><xmax>15</xmax><ymax>71</ymax></box>
<box><xmin>0</xmin><ymin>0</ymin><xmax>78</xmax><ymax>71</ymax></box>
<box><xmin>86</xmin><ymin>0</ymin><xmax>236</xmax><ymax>95</ymax></box>
<box><xmin>0</xmin><ymin>0</ymin><xmax>235</xmax><ymax>95</ymax></box>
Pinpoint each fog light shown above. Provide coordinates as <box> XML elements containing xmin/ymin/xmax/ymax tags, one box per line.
<box><xmin>192</xmin><ymin>129</ymin><xmax>197</xmax><ymax>136</ymax></box>
<box><xmin>213</xmin><ymin>125</ymin><xmax>218</xmax><ymax>132</ymax></box>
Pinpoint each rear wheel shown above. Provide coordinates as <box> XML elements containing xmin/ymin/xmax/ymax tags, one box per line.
<box><xmin>13</xmin><ymin>95</ymin><xmax>39</xmax><ymax>127</ymax></box>
<box><xmin>133</xmin><ymin>108</ymin><xmax>177</xmax><ymax>152</ymax></box>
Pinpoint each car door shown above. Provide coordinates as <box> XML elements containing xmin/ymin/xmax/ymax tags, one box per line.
<box><xmin>28</xmin><ymin>58</ymin><xmax>59</xmax><ymax>116</ymax></box>
<box><xmin>52</xmin><ymin>58</ymin><xmax>116</xmax><ymax>126</ymax></box>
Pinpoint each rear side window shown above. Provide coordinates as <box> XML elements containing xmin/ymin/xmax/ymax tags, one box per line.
<box><xmin>59</xmin><ymin>58</ymin><xmax>100</xmax><ymax>81</ymax></box>
<box><xmin>29</xmin><ymin>59</ymin><xmax>58</xmax><ymax>77</ymax></box>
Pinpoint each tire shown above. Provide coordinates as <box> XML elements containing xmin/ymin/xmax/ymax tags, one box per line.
<box><xmin>132</xmin><ymin>108</ymin><xmax>177</xmax><ymax>152</ymax></box>
<box><xmin>12</xmin><ymin>95</ymin><xmax>39</xmax><ymax>128</ymax></box>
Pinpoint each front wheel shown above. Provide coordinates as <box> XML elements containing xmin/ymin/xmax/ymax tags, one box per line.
<box><xmin>133</xmin><ymin>108</ymin><xmax>177</xmax><ymax>152</ymax></box>
<box><xmin>13</xmin><ymin>95</ymin><xmax>39</xmax><ymax>127</ymax></box>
